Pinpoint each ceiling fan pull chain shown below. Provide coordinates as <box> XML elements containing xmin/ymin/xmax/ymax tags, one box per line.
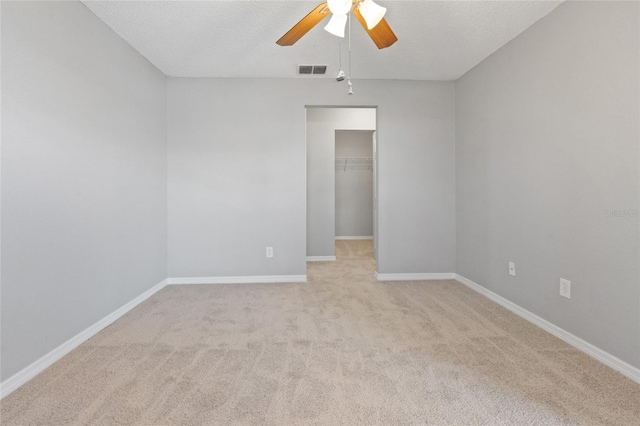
<box><xmin>348</xmin><ymin>12</ymin><xmax>353</xmax><ymax>95</ymax></box>
<box><xmin>348</xmin><ymin>11</ymin><xmax>351</xmax><ymax>77</ymax></box>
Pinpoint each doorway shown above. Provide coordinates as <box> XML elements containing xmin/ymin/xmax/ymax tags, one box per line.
<box><xmin>305</xmin><ymin>107</ymin><xmax>377</xmax><ymax>264</ymax></box>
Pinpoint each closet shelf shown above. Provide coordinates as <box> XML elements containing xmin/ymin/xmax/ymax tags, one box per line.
<box><xmin>335</xmin><ymin>157</ymin><xmax>373</xmax><ymax>171</ymax></box>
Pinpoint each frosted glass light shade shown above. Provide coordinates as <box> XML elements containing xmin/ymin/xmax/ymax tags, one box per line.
<box><xmin>324</xmin><ymin>13</ymin><xmax>348</xmax><ymax>37</ymax></box>
<box><xmin>359</xmin><ymin>0</ymin><xmax>386</xmax><ymax>29</ymax></box>
<box><xmin>327</xmin><ymin>0</ymin><xmax>352</xmax><ymax>15</ymax></box>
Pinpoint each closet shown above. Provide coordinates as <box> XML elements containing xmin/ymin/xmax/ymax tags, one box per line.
<box><xmin>335</xmin><ymin>130</ymin><xmax>374</xmax><ymax>240</ymax></box>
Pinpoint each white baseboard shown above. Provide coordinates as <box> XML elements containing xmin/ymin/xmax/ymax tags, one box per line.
<box><xmin>375</xmin><ymin>272</ymin><xmax>456</xmax><ymax>281</ymax></box>
<box><xmin>0</xmin><ymin>278</ymin><xmax>169</xmax><ymax>399</ymax></box>
<box><xmin>167</xmin><ymin>275</ymin><xmax>307</xmax><ymax>285</ymax></box>
<box><xmin>454</xmin><ymin>274</ymin><xmax>640</xmax><ymax>385</ymax></box>
<box><xmin>335</xmin><ymin>236</ymin><xmax>373</xmax><ymax>240</ymax></box>
<box><xmin>306</xmin><ymin>256</ymin><xmax>336</xmax><ymax>262</ymax></box>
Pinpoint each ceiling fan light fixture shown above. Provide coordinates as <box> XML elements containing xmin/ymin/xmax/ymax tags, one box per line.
<box><xmin>327</xmin><ymin>0</ymin><xmax>352</xmax><ymax>15</ymax></box>
<box><xmin>324</xmin><ymin>13</ymin><xmax>348</xmax><ymax>37</ymax></box>
<box><xmin>358</xmin><ymin>0</ymin><xmax>386</xmax><ymax>30</ymax></box>
<box><xmin>276</xmin><ymin>0</ymin><xmax>397</xmax><ymax>49</ymax></box>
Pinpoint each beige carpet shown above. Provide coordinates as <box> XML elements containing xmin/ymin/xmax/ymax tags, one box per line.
<box><xmin>2</xmin><ymin>240</ymin><xmax>639</xmax><ymax>425</ymax></box>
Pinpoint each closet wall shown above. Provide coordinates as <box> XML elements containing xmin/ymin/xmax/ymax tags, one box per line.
<box><xmin>335</xmin><ymin>131</ymin><xmax>374</xmax><ymax>238</ymax></box>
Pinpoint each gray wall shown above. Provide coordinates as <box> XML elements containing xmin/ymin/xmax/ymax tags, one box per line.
<box><xmin>456</xmin><ymin>1</ymin><xmax>640</xmax><ymax>369</ymax></box>
<box><xmin>307</xmin><ymin>108</ymin><xmax>375</xmax><ymax>258</ymax></box>
<box><xmin>335</xmin><ymin>130</ymin><xmax>374</xmax><ymax>238</ymax></box>
<box><xmin>1</xmin><ymin>1</ymin><xmax>168</xmax><ymax>380</ymax></box>
<box><xmin>168</xmin><ymin>78</ymin><xmax>456</xmax><ymax>276</ymax></box>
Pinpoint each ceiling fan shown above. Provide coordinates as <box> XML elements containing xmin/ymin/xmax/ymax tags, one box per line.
<box><xmin>276</xmin><ymin>0</ymin><xmax>397</xmax><ymax>49</ymax></box>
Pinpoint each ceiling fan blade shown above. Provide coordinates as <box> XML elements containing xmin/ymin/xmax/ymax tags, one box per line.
<box><xmin>353</xmin><ymin>7</ymin><xmax>397</xmax><ymax>49</ymax></box>
<box><xmin>276</xmin><ymin>2</ymin><xmax>330</xmax><ymax>46</ymax></box>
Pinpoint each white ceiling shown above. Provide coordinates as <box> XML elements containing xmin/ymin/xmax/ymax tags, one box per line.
<box><xmin>82</xmin><ymin>0</ymin><xmax>562</xmax><ymax>80</ymax></box>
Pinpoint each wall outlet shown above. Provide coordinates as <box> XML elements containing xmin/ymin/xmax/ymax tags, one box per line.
<box><xmin>266</xmin><ymin>247</ymin><xmax>273</xmax><ymax>258</ymax></box>
<box><xmin>508</xmin><ymin>262</ymin><xmax>516</xmax><ymax>276</ymax></box>
<box><xmin>559</xmin><ymin>278</ymin><xmax>571</xmax><ymax>299</ymax></box>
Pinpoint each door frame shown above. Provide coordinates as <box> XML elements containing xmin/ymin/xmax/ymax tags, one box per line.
<box><xmin>304</xmin><ymin>105</ymin><xmax>379</xmax><ymax>266</ymax></box>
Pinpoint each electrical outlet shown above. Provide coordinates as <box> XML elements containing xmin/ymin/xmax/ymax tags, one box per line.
<box><xmin>508</xmin><ymin>262</ymin><xmax>516</xmax><ymax>276</ymax></box>
<box><xmin>559</xmin><ymin>278</ymin><xmax>571</xmax><ymax>299</ymax></box>
<box><xmin>266</xmin><ymin>247</ymin><xmax>273</xmax><ymax>258</ymax></box>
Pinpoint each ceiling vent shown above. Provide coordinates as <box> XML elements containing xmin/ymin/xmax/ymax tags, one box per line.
<box><xmin>298</xmin><ymin>65</ymin><xmax>327</xmax><ymax>75</ymax></box>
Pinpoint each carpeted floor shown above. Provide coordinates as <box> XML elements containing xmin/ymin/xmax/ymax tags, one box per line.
<box><xmin>1</xmin><ymin>240</ymin><xmax>639</xmax><ymax>425</ymax></box>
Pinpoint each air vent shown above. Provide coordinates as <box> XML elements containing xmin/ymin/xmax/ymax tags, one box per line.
<box><xmin>312</xmin><ymin>65</ymin><xmax>327</xmax><ymax>74</ymax></box>
<box><xmin>298</xmin><ymin>65</ymin><xmax>327</xmax><ymax>75</ymax></box>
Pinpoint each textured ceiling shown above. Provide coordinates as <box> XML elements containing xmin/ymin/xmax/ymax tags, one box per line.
<box><xmin>82</xmin><ymin>0</ymin><xmax>562</xmax><ymax>80</ymax></box>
